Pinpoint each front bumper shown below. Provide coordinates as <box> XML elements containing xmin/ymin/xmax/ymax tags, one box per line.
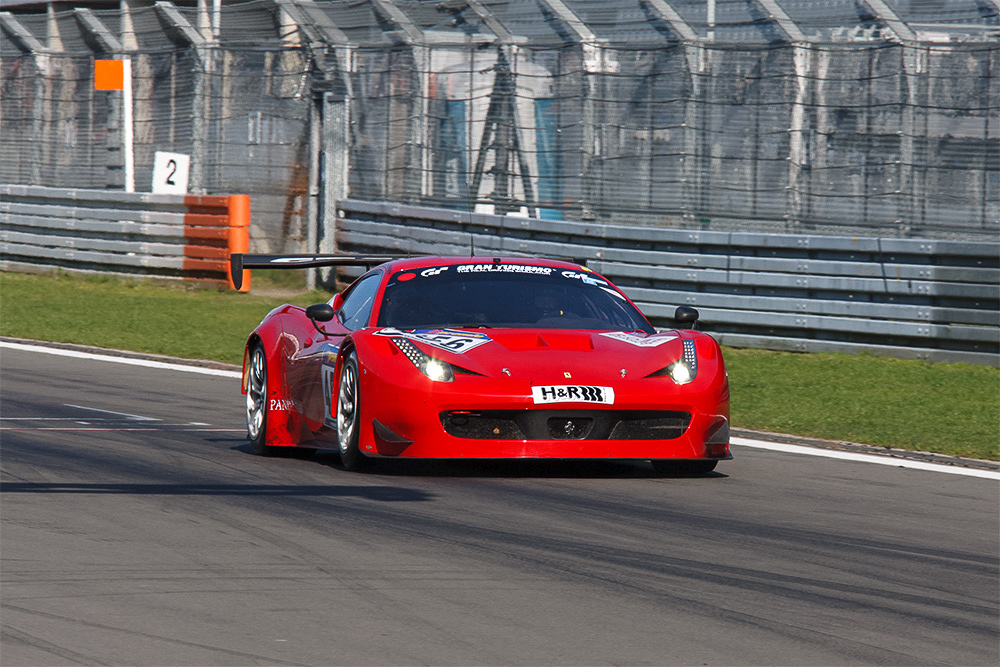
<box><xmin>356</xmin><ymin>363</ymin><xmax>730</xmax><ymax>461</ymax></box>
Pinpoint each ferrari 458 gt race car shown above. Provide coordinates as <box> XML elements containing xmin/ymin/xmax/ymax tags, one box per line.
<box><xmin>233</xmin><ymin>254</ymin><xmax>730</xmax><ymax>474</ymax></box>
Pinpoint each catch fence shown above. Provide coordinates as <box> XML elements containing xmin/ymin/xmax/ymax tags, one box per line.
<box><xmin>1</xmin><ymin>0</ymin><xmax>997</xmax><ymax>253</ymax></box>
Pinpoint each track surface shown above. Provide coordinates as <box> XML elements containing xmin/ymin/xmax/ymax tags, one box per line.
<box><xmin>1</xmin><ymin>346</ymin><xmax>997</xmax><ymax>666</ymax></box>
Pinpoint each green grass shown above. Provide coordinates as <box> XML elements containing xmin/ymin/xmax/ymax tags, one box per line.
<box><xmin>2</xmin><ymin>270</ymin><xmax>998</xmax><ymax>460</ymax></box>
<box><xmin>726</xmin><ymin>348</ymin><xmax>999</xmax><ymax>460</ymax></box>
<box><xmin>0</xmin><ymin>270</ymin><xmax>328</xmax><ymax>366</ymax></box>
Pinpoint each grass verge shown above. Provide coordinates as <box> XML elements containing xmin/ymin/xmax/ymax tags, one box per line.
<box><xmin>0</xmin><ymin>270</ymin><xmax>328</xmax><ymax>366</ymax></box>
<box><xmin>725</xmin><ymin>348</ymin><xmax>998</xmax><ymax>459</ymax></box>
<box><xmin>2</xmin><ymin>270</ymin><xmax>997</xmax><ymax>460</ymax></box>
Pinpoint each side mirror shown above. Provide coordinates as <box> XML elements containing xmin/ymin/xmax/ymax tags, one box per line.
<box><xmin>306</xmin><ymin>303</ymin><xmax>335</xmax><ymax>322</ymax></box>
<box><xmin>673</xmin><ymin>306</ymin><xmax>699</xmax><ymax>330</ymax></box>
<box><xmin>305</xmin><ymin>303</ymin><xmax>334</xmax><ymax>336</ymax></box>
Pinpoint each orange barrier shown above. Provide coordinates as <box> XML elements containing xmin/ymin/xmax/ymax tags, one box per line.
<box><xmin>182</xmin><ymin>194</ymin><xmax>251</xmax><ymax>291</ymax></box>
<box><xmin>227</xmin><ymin>195</ymin><xmax>251</xmax><ymax>292</ymax></box>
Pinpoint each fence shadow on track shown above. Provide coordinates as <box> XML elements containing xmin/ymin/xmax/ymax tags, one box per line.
<box><xmin>0</xmin><ymin>481</ymin><xmax>434</xmax><ymax>502</ymax></box>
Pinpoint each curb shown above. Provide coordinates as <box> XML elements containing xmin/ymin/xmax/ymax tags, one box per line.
<box><xmin>732</xmin><ymin>427</ymin><xmax>999</xmax><ymax>473</ymax></box>
<box><xmin>0</xmin><ymin>336</ymin><xmax>242</xmax><ymax>372</ymax></box>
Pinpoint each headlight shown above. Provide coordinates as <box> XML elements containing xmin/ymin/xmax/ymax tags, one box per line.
<box><xmin>647</xmin><ymin>339</ymin><xmax>698</xmax><ymax>385</ymax></box>
<box><xmin>667</xmin><ymin>361</ymin><xmax>692</xmax><ymax>384</ymax></box>
<box><xmin>423</xmin><ymin>358</ymin><xmax>453</xmax><ymax>382</ymax></box>
<box><xmin>392</xmin><ymin>337</ymin><xmax>455</xmax><ymax>382</ymax></box>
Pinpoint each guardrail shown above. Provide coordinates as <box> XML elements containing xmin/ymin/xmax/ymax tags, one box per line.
<box><xmin>334</xmin><ymin>200</ymin><xmax>1000</xmax><ymax>366</ymax></box>
<box><xmin>2</xmin><ymin>188</ymin><xmax>996</xmax><ymax>365</ymax></box>
<box><xmin>1</xmin><ymin>185</ymin><xmax>250</xmax><ymax>290</ymax></box>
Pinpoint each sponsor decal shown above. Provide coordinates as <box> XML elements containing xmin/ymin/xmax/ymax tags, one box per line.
<box><xmin>457</xmin><ymin>264</ymin><xmax>553</xmax><ymax>275</ymax></box>
<box><xmin>420</xmin><ymin>266</ymin><xmax>449</xmax><ymax>277</ymax></box>
<box><xmin>531</xmin><ymin>385</ymin><xmax>615</xmax><ymax>405</ymax></box>
<box><xmin>561</xmin><ymin>270</ymin><xmax>607</xmax><ymax>286</ymax></box>
<box><xmin>601</xmin><ymin>332</ymin><xmax>677</xmax><ymax>347</ymax></box>
<box><xmin>270</xmin><ymin>398</ymin><xmax>296</xmax><ymax>411</ymax></box>
<box><xmin>599</xmin><ymin>286</ymin><xmax>627</xmax><ymax>301</ymax></box>
<box><xmin>376</xmin><ymin>328</ymin><xmax>492</xmax><ymax>354</ymax></box>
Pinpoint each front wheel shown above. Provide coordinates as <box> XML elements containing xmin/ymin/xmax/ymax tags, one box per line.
<box><xmin>336</xmin><ymin>351</ymin><xmax>367</xmax><ymax>471</ymax></box>
<box><xmin>650</xmin><ymin>460</ymin><xmax>718</xmax><ymax>476</ymax></box>
<box><xmin>246</xmin><ymin>343</ymin><xmax>276</xmax><ymax>456</ymax></box>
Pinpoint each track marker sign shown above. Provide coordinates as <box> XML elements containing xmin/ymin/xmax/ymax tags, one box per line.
<box><xmin>152</xmin><ymin>151</ymin><xmax>191</xmax><ymax>194</ymax></box>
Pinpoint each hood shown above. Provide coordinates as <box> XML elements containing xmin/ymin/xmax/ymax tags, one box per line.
<box><xmin>378</xmin><ymin>327</ymin><xmax>686</xmax><ymax>384</ymax></box>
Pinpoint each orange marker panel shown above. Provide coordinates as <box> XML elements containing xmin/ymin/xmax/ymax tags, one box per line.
<box><xmin>95</xmin><ymin>60</ymin><xmax>124</xmax><ymax>90</ymax></box>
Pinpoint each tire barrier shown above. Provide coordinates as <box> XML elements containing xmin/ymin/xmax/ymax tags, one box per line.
<box><xmin>0</xmin><ymin>185</ymin><xmax>251</xmax><ymax>291</ymax></box>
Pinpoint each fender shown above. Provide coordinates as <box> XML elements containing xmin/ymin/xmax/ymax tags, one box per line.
<box><xmin>243</xmin><ymin>310</ymin><xmax>302</xmax><ymax>448</ymax></box>
<box><xmin>332</xmin><ymin>334</ymin><xmax>382</xmax><ymax>457</ymax></box>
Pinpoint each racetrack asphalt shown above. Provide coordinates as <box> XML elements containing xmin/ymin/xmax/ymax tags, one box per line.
<box><xmin>1</xmin><ymin>340</ymin><xmax>998</xmax><ymax>666</ymax></box>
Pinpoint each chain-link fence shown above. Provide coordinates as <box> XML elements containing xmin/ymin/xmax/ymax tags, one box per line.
<box><xmin>2</xmin><ymin>0</ymin><xmax>997</xmax><ymax>252</ymax></box>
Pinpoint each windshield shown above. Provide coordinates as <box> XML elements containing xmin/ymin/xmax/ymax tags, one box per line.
<box><xmin>376</xmin><ymin>262</ymin><xmax>654</xmax><ymax>333</ymax></box>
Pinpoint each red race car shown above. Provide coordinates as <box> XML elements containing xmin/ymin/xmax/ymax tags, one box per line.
<box><xmin>232</xmin><ymin>254</ymin><xmax>730</xmax><ymax>474</ymax></box>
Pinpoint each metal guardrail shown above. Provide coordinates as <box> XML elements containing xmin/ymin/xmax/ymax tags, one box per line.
<box><xmin>1</xmin><ymin>187</ymin><xmax>995</xmax><ymax>365</ymax></box>
<box><xmin>334</xmin><ymin>200</ymin><xmax>1000</xmax><ymax>366</ymax></box>
<box><xmin>0</xmin><ymin>184</ymin><xmax>250</xmax><ymax>290</ymax></box>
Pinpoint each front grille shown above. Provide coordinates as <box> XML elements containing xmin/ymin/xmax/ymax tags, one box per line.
<box><xmin>441</xmin><ymin>410</ymin><xmax>691</xmax><ymax>441</ymax></box>
<box><xmin>609</xmin><ymin>415</ymin><xmax>689</xmax><ymax>440</ymax></box>
<box><xmin>440</xmin><ymin>412</ymin><xmax>525</xmax><ymax>439</ymax></box>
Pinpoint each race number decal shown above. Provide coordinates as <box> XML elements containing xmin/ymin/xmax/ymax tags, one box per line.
<box><xmin>531</xmin><ymin>385</ymin><xmax>615</xmax><ymax>405</ymax></box>
<box><xmin>377</xmin><ymin>328</ymin><xmax>491</xmax><ymax>354</ymax></box>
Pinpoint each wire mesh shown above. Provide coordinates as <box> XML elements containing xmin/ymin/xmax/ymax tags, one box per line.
<box><xmin>1</xmin><ymin>0</ymin><xmax>996</xmax><ymax>251</ymax></box>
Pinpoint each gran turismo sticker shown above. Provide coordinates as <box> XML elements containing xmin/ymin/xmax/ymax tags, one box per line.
<box><xmin>457</xmin><ymin>264</ymin><xmax>553</xmax><ymax>275</ymax></box>
<box><xmin>531</xmin><ymin>385</ymin><xmax>615</xmax><ymax>405</ymax></box>
<box><xmin>600</xmin><ymin>332</ymin><xmax>677</xmax><ymax>347</ymax></box>
<box><xmin>377</xmin><ymin>328</ymin><xmax>492</xmax><ymax>354</ymax></box>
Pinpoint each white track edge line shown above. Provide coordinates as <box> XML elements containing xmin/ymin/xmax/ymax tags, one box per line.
<box><xmin>1</xmin><ymin>341</ymin><xmax>241</xmax><ymax>379</ymax></box>
<box><xmin>732</xmin><ymin>437</ymin><xmax>1000</xmax><ymax>480</ymax></box>
<box><xmin>5</xmin><ymin>341</ymin><xmax>997</xmax><ymax>479</ymax></box>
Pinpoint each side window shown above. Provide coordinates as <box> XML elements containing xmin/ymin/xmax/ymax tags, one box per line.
<box><xmin>336</xmin><ymin>273</ymin><xmax>382</xmax><ymax>331</ymax></box>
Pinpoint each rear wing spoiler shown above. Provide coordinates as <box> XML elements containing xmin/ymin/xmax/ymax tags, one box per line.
<box><xmin>229</xmin><ymin>253</ymin><xmax>408</xmax><ymax>291</ymax></box>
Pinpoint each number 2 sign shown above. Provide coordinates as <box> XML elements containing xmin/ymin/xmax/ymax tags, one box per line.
<box><xmin>152</xmin><ymin>151</ymin><xmax>190</xmax><ymax>194</ymax></box>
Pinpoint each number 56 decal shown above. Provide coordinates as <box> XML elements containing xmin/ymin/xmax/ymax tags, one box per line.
<box><xmin>376</xmin><ymin>328</ymin><xmax>491</xmax><ymax>354</ymax></box>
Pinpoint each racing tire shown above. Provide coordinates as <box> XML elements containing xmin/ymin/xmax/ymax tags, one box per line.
<box><xmin>650</xmin><ymin>460</ymin><xmax>718</xmax><ymax>476</ymax></box>
<box><xmin>337</xmin><ymin>351</ymin><xmax>367</xmax><ymax>471</ymax></box>
<box><xmin>246</xmin><ymin>342</ymin><xmax>276</xmax><ymax>456</ymax></box>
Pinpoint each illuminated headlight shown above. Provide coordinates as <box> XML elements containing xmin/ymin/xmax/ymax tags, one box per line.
<box><xmin>647</xmin><ymin>339</ymin><xmax>698</xmax><ymax>385</ymax></box>
<box><xmin>392</xmin><ymin>337</ymin><xmax>455</xmax><ymax>383</ymax></box>
<box><xmin>423</xmin><ymin>358</ymin><xmax>453</xmax><ymax>382</ymax></box>
<box><xmin>668</xmin><ymin>361</ymin><xmax>693</xmax><ymax>384</ymax></box>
